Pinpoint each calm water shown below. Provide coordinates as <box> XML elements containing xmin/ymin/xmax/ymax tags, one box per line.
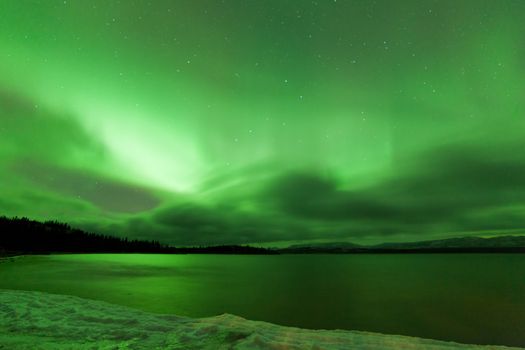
<box><xmin>1</xmin><ymin>254</ymin><xmax>524</xmax><ymax>347</ymax></box>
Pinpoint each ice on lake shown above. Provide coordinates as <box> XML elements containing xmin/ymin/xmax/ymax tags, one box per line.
<box><xmin>0</xmin><ymin>289</ymin><xmax>520</xmax><ymax>350</ymax></box>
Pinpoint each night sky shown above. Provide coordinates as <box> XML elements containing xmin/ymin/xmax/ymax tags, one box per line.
<box><xmin>1</xmin><ymin>1</ymin><xmax>524</xmax><ymax>246</ymax></box>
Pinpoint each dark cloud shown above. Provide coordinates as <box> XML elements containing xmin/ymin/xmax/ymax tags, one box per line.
<box><xmin>12</xmin><ymin>161</ymin><xmax>161</xmax><ymax>213</ymax></box>
<box><xmin>0</xmin><ymin>89</ymin><xmax>104</xmax><ymax>163</ymax></box>
<box><xmin>0</xmin><ymin>89</ymin><xmax>161</xmax><ymax>215</ymax></box>
<box><xmin>96</xmin><ymin>201</ymin><xmax>315</xmax><ymax>246</ymax></box>
<box><xmin>155</xmin><ymin>203</ymin><xmax>225</xmax><ymax>229</ymax></box>
<box><xmin>456</xmin><ymin>206</ymin><xmax>525</xmax><ymax>232</ymax></box>
<box><xmin>266</xmin><ymin>173</ymin><xmax>400</xmax><ymax>221</ymax></box>
<box><xmin>97</xmin><ymin>142</ymin><xmax>525</xmax><ymax>245</ymax></box>
<box><xmin>259</xmin><ymin>143</ymin><xmax>525</xmax><ymax>239</ymax></box>
<box><xmin>382</xmin><ymin>145</ymin><xmax>525</xmax><ymax>214</ymax></box>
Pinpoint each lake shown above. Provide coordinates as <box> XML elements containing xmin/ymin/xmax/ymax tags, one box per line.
<box><xmin>0</xmin><ymin>254</ymin><xmax>524</xmax><ymax>347</ymax></box>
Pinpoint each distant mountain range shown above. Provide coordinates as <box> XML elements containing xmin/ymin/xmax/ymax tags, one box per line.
<box><xmin>374</xmin><ymin>236</ymin><xmax>525</xmax><ymax>249</ymax></box>
<box><xmin>280</xmin><ymin>242</ymin><xmax>363</xmax><ymax>253</ymax></box>
<box><xmin>280</xmin><ymin>236</ymin><xmax>525</xmax><ymax>253</ymax></box>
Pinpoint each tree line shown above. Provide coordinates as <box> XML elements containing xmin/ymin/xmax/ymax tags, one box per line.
<box><xmin>0</xmin><ymin>216</ymin><xmax>275</xmax><ymax>255</ymax></box>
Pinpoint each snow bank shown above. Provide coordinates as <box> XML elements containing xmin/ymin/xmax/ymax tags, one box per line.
<box><xmin>0</xmin><ymin>289</ymin><xmax>519</xmax><ymax>349</ymax></box>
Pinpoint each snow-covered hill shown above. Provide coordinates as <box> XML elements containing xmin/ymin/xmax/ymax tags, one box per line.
<box><xmin>0</xmin><ymin>289</ymin><xmax>520</xmax><ymax>349</ymax></box>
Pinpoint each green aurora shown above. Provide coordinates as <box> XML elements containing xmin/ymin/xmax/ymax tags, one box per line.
<box><xmin>0</xmin><ymin>0</ymin><xmax>524</xmax><ymax>246</ymax></box>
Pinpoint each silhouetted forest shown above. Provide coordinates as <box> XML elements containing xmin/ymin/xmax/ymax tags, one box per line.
<box><xmin>0</xmin><ymin>216</ymin><xmax>166</xmax><ymax>254</ymax></box>
<box><xmin>0</xmin><ymin>216</ymin><xmax>275</xmax><ymax>255</ymax></box>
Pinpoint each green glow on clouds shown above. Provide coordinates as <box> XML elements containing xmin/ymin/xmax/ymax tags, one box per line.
<box><xmin>1</xmin><ymin>0</ymin><xmax>524</xmax><ymax>245</ymax></box>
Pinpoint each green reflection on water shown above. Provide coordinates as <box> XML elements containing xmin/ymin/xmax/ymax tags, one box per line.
<box><xmin>1</xmin><ymin>254</ymin><xmax>524</xmax><ymax>347</ymax></box>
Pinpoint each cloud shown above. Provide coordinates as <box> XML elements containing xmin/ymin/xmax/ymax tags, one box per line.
<box><xmin>2</xmin><ymin>83</ymin><xmax>525</xmax><ymax>245</ymax></box>
<box><xmin>12</xmin><ymin>161</ymin><xmax>161</xmax><ymax>213</ymax></box>
<box><xmin>0</xmin><ymin>88</ymin><xmax>160</xmax><ymax>217</ymax></box>
<box><xmin>89</xmin><ymin>199</ymin><xmax>314</xmax><ymax>246</ymax></box>
<box><xmin>265</xmin><ymin>172</ymin><xmax>400</xmax><ymax>222</ymax></box>
<box><xmin>0</xmin><ymin>89</ymin><xmax>104</xmax><ymax>165</ymax></box>
<box><xmin>144</xmin><ymin>203</ymin><xmax>296</xmax><ymax>246</ymax></box>
<box><xmin>90</xmin><ymin>141</ymin><xmax>525</xmax><ymax>246</ymax></box>
<box><xmin>258</xmin><ymin>142</ymin><xmax>525</xmax><ymax>239</ymax></box>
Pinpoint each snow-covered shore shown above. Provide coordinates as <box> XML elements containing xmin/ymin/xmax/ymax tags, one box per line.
<box><xmin>0</xmin><ymin>290</ymin><xmax>520</xmax><ymax>350</ymax></box>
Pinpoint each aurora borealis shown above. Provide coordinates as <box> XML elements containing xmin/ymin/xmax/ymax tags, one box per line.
<box><xmin>1</xmin><ymin>0</ymin><xmax>524</xmax><ymax>246</ymax></box>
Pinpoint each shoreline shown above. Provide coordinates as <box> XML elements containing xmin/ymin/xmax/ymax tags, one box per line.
<box><xmin>0</xmin><ymin>289</ymin><xmax>521</xmax><ymax>350</ymax></box>
<box><xmin>0</xmin><ymin>253</ymin><xmax>23</xmax><ymax>263</ymax></box>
